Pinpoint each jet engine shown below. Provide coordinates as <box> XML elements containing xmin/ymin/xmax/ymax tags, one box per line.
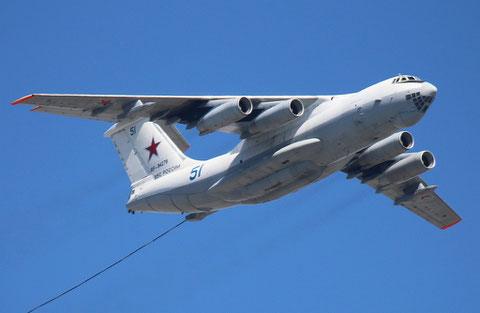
<box><xmin>354</xmin><ymin>131</ymin><xmax>414</xmax><ymax>168</ymax></box>
<box><xmin>375</xmin><ymin>151</ymin><xmax>435</xmax><ymax>186</ymax></box>
<box><xmin>248</xmin><ymin>99</ymin><xmax>304</xmax><ymax>134</ymax></box>
<box><xmin>197</xmin><ymin>97</ymin><xmax>253</xmax><ymax>135</ymax></box>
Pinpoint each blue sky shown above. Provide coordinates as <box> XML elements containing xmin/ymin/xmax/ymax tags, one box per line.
<box><xmin>2</xmin><ymin>0</ymin><xmax>479</xmax><ymax>312</ymax></box>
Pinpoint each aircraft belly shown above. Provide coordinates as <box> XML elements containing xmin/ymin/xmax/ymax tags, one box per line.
<box><xmin>188</xmin><ymin>193</ymin><xmax>234</xmax><ymax>211</ymax></box>
<box><xmin>222</xmin><ymin>161</ymin><xmax>323</xmax><ymax>202</ymax></box>
<box><xmin>170</xmin><ymin>194</ymin><xmax>197</xmax><ymax>213</ymax></box>
<box><xmin>145</xmin><ymin>194</ymin><xmax>182</xmax><ymax>213</ymax></box>
<box><xmin>244</xmin><ymin>175</ymin><xmax>320</xmax><ymax>204</ymax></box>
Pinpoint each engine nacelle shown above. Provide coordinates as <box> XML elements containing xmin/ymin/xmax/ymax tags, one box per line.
<box><xmin>197</xmin><ymin>97</ymin><xmax>253</xmax><ymax>135</ymax></box>
<box><xmin>376</xmin><ymin>151</ymin><xmax>435</xmax><ymax>185</ymax></box>
<box><xmin>354</xmin><ymin>131</ymin><xmax>414</xmax><ymax>168</ymax></box>
<box><xmin>248</xmin><ymin>99</ymin><xmax>304</xmax><ymax>134</ymax></box>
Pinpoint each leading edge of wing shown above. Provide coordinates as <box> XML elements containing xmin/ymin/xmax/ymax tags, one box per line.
<box><xmin>11</xmin><ymin>93</ymin><xmax>322</xmax><ymax>105</ymax></box>
<box><xmin>11</xmin><ymin>94</ymin><xmax>233</xmax><ymax>106</ymax></box>
<box><xmin>12</xmin><ymin>94</ymin><xmax>37</xmax><ymax>105</ymax></box>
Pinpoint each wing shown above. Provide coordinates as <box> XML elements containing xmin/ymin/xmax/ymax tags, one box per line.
<box><xmin>364</xmin><ymin>176</ymin><xmax>461</xmax><ymax>229</ymax></box>
<box><xmin>12</xmin><ymin>94</ymin><xmax>323</xmax><ymax>135</ymax></box>
<box><xmin>343</xmin><ymin>155</ymin><xmax>461</xmax><ymax>230</ymax></box>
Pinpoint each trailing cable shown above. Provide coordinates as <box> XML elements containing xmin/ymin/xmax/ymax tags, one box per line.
<box><xmin>27</xmin><ymin>219</ymin><xmax>187</xmax><ymax>312</ymax></box>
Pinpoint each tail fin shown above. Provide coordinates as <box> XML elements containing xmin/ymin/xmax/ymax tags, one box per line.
<box><xmin>105</xmin><ymin>118</ymin><xmax>195</xmax><ymax>184</ymax></box>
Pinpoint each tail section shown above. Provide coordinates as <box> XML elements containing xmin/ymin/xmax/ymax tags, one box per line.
<box><xmin>105</xmin><ymin>118</ymin><xmax>195</xmax><ymax>184</ymax></box>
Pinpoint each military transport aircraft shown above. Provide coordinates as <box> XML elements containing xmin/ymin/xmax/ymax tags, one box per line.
<box><xmin>13</xmin><ymin>75</ymin><xmax>461</xmax><ymax>229</ymax></box>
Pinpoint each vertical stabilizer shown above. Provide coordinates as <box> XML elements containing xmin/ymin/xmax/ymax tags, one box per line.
<box><xmin>105</xmin><ymin>118</ymin><xmax>195</xmax><ymax>184</ymax></box>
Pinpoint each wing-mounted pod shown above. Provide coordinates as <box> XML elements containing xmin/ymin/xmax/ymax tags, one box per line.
<box><xmin>247</xmin><ymin>99</ymin><xmax>304</xmax><ymax>135</ymax></box>
<box><xmin>196</xmin><ymin>97</ymin><xmax>253</xmax><ymax>135</ymax></box>
<box><xmin>346</xmin><ymin>131</ymin><xmax>414</xmax><ymax>179</ymax></box>
<box><xmin>362</xmin><ymin>151</ymin><xmax>435</xmax><ymax>190</ymax></box>
<box><xmin>116</xmin><ymin>99</ymin><xmax>157</xmax><ymax>120</ymax></box>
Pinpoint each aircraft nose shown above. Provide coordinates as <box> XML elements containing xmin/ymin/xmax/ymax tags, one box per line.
<box><xmin>422</xmin><ymin>82</ymin><xmax>437</xmax><ymax>98</ymax></box>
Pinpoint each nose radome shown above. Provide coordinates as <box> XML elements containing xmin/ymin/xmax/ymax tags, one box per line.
<box><xmin>422</xmin><ymin>82</ymin><xmax>437</xmax><ymax>97</ymax></box>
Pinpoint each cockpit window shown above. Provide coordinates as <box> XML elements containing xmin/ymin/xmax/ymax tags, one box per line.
<box><xmin>392</xmin><ymin>75</ymin><xmax>423</xmax><ymax>84</ymax></box>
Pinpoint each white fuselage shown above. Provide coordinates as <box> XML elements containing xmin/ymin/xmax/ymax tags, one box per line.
<box><xmin>126</xmin><ymin>78</ymin><xmax>437</xmax><ymax>214</ymax></box>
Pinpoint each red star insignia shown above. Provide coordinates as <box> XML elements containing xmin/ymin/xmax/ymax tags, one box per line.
<box><xmin>145</xmin><ymin>138</ymin><xmax>160</xmax><ymax>161</ymax></box>
<box><xmin>100</xmin><ymin>100</ymin><xmax>112</xmax><ymax>106</ymax></box>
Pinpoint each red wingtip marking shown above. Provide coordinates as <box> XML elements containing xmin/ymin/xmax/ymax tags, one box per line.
<box><xmin>12</xmin><ymin>94</ymin><xmax>36</xmax><ymax>105</ymax></box>
<box><xmin>30</xmin><ymin>105</ymin><xmax>43</xmax><ymax>111</ymax></box>
<box><xmin>441</xmin><ymin>219</ymin><xmax>462</xmax><ymax>230</ymax></box>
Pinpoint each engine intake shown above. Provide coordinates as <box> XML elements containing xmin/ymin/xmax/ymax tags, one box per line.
<box><xmin>354</xmin><ymin>131</ymin><xmax>414</xmax><ymax>169</ymax></box>
<box><xmin>376</xmin><ymin>151</ymin><xmax>435</xmax><ymax>186</ymax></box>
<box><xmin>248</xmin><ymin>99</ymin><xmax>304</xmax><ymax>134</ymax></box>
<box><xmin>196</xmin><ymin>97</ymin><xmax>253</xmax><ymax>135</ymax></box>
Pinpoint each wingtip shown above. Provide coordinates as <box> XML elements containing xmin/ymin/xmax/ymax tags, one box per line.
<box><xmin>441</xmin><ymin>219</ymin><xmax>462</xmax><ymax>230</ymax></box>
<box><xmin>30</xmin><ymin>105</ymin><xmax>43</xmax><ymax>111</ymax></box>
<box><xmin>12</xmin><ymin>94</ymin><xmax>36</xmax><ymax>105</ymax></box>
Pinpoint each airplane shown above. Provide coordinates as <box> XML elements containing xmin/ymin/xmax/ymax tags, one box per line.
<box><xmin>12</xmin><ymin>74</ymin><xmax>461</xmax><ymax>229</ymax></box>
